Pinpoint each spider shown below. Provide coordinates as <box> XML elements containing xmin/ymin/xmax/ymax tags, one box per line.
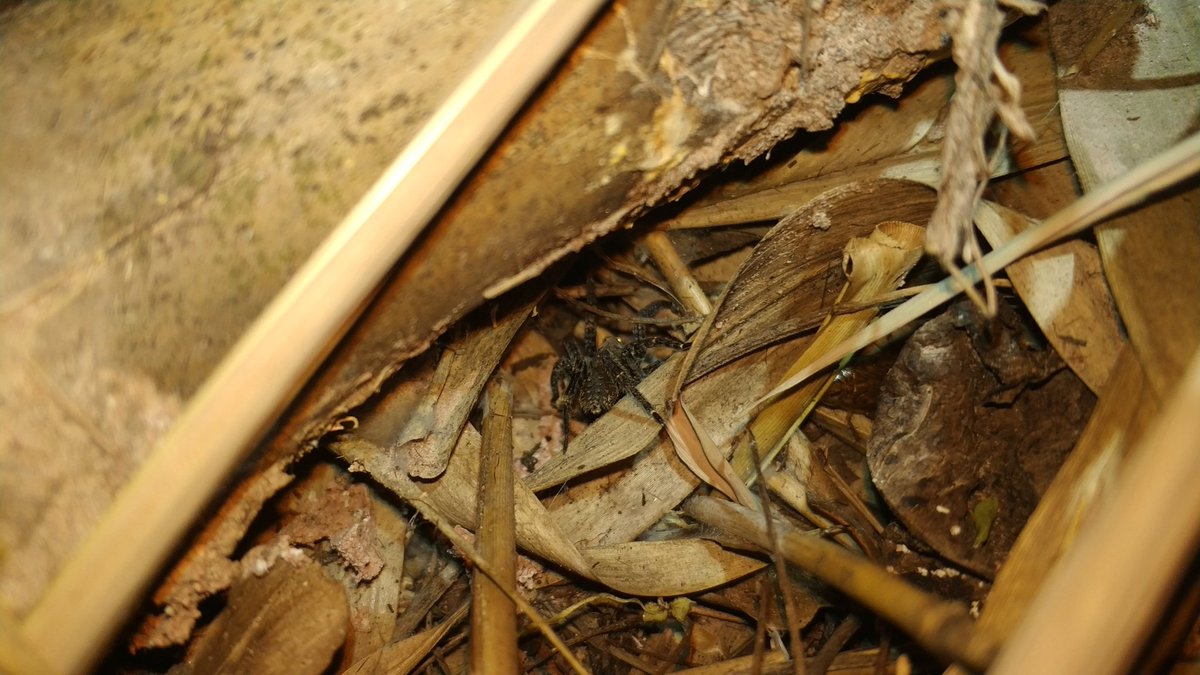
<box><xmin>550</xmin><ymin>297</ymin><xmax>685</xmax><ymax>451</ymax></box>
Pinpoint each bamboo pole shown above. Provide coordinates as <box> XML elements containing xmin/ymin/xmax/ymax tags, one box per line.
<box><xmin>990</xmin><ymin>346</ymin><xmax>1200</xmax><ymax>675</ymax></box>
<box><xmin>20</xmin><ymin>2</ymin><xmax>605</xmax><ymax>673</ymax></box>
<box><xmin>471</xmin><ymin>378</ymin><xmax>519</xmax><ymax>674</ymax></box>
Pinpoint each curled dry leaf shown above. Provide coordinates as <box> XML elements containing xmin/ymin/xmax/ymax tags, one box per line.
<box><xmin>664</xmin><ymin>397</ymin><xmax>756</xmax><ymax>507</ymax></box>
<box><xmin>726</xmin><ymin>219</ymin><xmax>927</xmax><ymax>485</ymax></box>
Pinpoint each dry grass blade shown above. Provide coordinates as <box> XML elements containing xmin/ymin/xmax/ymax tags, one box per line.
<box><xmin>757</xmin><ymin>130</ymin><xmax>1200</xmax><ymax>405</ymax></box>
<box><xmin>665</xmin><ymin>398</ymin><xmax>756</xmax><ymax>506</ymax></box>
<box><xmin>341</xmin><ymin>603</ymin><xmax>469</xmax><ymax>675</ymax></box>
<box><xmin>472</xmin><ymin>378</ymin><xmax>519</xmax><ymax>674</ymax></box>
<box><xmin>990</xmin><ymin>345</ymin><xmax>1200</xmax><ymax>675</ymax></box>
<box><xmin>687</xmin><ymin>496</ymin><xmax>997</xmax><ymax>672</ymax></box>
<box><xmin>730</xmin><ymin>221</ymin><xmax>925</xmax><ymax>484</ymax></box>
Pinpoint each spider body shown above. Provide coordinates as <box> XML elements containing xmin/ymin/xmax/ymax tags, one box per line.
<box><xmin>550</xmin><ymin>299</ymin><xmax>683</xmax><ymax>450</ymax></box>
<box><xmin>552</xmin><ymin>332</ymin><xmax>654</xmax><ymax>421</ymax></box>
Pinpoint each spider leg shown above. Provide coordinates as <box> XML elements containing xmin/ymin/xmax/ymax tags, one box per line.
<box><xmin>551</xmin><ymin>339</ymin><xmax>588</xmax><ymax>453</ymax></box>
<box><xmin>607</xmin><ymin>347</ymin><xmax>666</xmax><ymax>426</ymax></box>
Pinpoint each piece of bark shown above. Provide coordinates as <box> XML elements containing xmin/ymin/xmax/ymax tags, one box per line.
<box><xmin>868</xmin><ymin>300</ymin><xmax>1096</xmax><ymax>578</ymax></box>
<box><xmin>665</xmin><ymin>14</ymin><xmax>1067</xmax><ymax>229</ymax></box>
<box><xmin>173</xmin><ymin>557</ymin><xmax>348</xmax><ymax>675</ymax></box>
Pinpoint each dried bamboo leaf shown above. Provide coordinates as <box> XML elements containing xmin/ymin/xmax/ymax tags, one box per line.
<box><xmin>178</xmin><ymin>558</ymin><xmax>349</xmax><ymax>675</ymax></box>
<box><xmin>542</xmin><ymin>336</ymin><xmax>807</xmax><ymax>547</ymax></box>
<box><xmin>664</xmin><ymin>398</ymin><xmax>755</xmax><ymax>506</ymax></box>
<box><xmin>758</xmin><ymin>131</ymin><xmax>1200</xmax><ymax>405</ymax></box>
<box><xmin>538</xmin><ymin>182</ymin><xmax>939</xmax><ymax>550</ymax></box>
<box><xmin>400</xmin><ymin>298</ymin><xmax>535</xmax><ymax>479</ymax></box>
<box><xmin>581</xmin><ymin>539</ymin><xmax>764</xmax><ymax>598</ymax></box>
<box><xmin>679</xmin><ymin>180</ymin><xmax>938</xmax><ymax>385</ymax></box>
<box><xmin>974</xmin><ymin>200</ymin><xmax>1123</xmax><ymax>393</ymax></box>
<box><xmin>728</xmin><ymin>221</ymin><xmax>926</xmax><ymax>484</ymax></box>
<box><xmin>341</xmin><ymin>603</ymin><xmax>469</xmax><ymax>675</ymax></box>
<box><xmin>338</xmin><ymin>424</ymin><xmax>761</xmax><ymax>596</ymax></box>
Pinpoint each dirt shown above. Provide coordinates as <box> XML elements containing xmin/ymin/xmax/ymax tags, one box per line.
<box><xmin>868</xmin><ymin>300</ymin><xmax>1096</xmax><ymax>578</ymax></box>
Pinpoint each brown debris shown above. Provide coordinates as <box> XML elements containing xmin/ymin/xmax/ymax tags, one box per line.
<box><xmin>174</xmin><ymin>557</ymin><xmax>349</xmax><ymax>675</ymax></box>
<box><xmin>868</xmin><ymin>300</ymin><xmax>1095</xmax><ymax>577</ymax></box>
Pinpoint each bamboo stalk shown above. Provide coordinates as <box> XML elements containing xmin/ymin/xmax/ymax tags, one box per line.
<box><xmin>0</xmin><ymin>606</ymin><xmax>51</xmax><ymax>675</ymax></box>
<box><xmin>687</xmin><ymin>496</ymin><xmax>997</xmax><ymax>671</ymax></box>
<box><xmin>472</xmin><ymin>378</ymin><xmax>519</xmax><ymax>674</ymax></box>
<box><xmin>20</xmin><ymin>3</ymin><xmax>605</xmax><ymax>673</ymax></box>
<box><xmin>990</xmin><ymin>346</ymin><xmax>1200</xmax><ymax>675</ymax></box>
<box><xmin>643</xmin><ymin>231</ymin><xmax>713</xmax><ymax>319</ymax></box>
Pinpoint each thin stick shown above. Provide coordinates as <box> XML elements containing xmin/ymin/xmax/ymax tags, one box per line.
<box><xmin>687</xmin><ymin>496</ymin><xmax>997</xmax><ymax>671</ymax></box>
<box><xmin>643</xmin><ymin>231</ymin><xmax>714</xmax><ymax>319</ymax></box>
<box><xmin>20</xmin><ymin>3</ymin><xmax>606</xmax><ymax>673</ymax></box>
<box><xmin>990</xmin><ymin>346</ymin><xmax>1200</xmax><ymax>675</ymax></box>
<box><xmin>419</xmin><ymin>501</ymin><xmax>590</xmax><ymax>675</ymax></box>
<box><xmin>756</xmin><ymin>130</ymin><xmax>1200</xmax><ymax>405</ymax></box>
<box><xmin>472</xmin><ymin>378</ymin><xmax>519</xmax><ymax>674</ymax></box>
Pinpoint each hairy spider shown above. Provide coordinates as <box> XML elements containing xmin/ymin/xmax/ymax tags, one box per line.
<box><xmin>550</xmin><ymin>298</ymin><xmax>684</xmax><ymax>451</ymax></box>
